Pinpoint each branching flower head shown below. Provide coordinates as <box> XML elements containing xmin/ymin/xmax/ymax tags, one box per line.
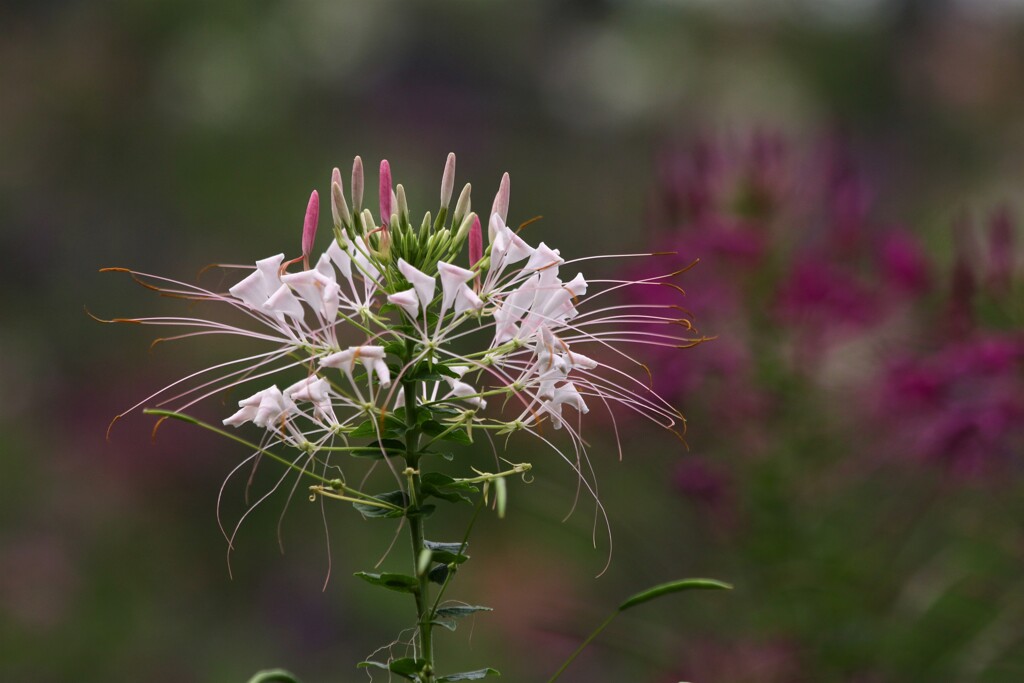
<box><xmin>101</xmin><ymin>154</ymin><xmax>703</xmax><ymax>549</ymax></box>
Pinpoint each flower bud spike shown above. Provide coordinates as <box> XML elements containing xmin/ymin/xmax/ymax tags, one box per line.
<box><xmin>351</xmin><ymin>156</ymin><xmax>364</xmax><ymax>212</ymax></box>
<box><xmin>379</xmin><ymin>160</ymin><xmax>392</xmax><ymax>227</ymax></box>
<box><xmin>453</xmin><ymin>183</ymin><xmax>472</xmax><ymax>229</ymax></box>
<box><xmin>491</xmin><ymin>172</ymin><xmax>510</xmax><ymax>224</ymax></box>
<box><xmin>440</xmin><ymin>152</ymin><xmax>456</xmax><ymax>209</ymax></box>
<box><xmin>301</xmin><ymin>190</ymin><xmax>319</xmax><ymax>267</ymax></box>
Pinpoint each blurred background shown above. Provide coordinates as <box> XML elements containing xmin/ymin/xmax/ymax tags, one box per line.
<box><xmin>4</xmin><ymin>0</ymin><xmax>1024</xmax><ymax>681</ymax></box>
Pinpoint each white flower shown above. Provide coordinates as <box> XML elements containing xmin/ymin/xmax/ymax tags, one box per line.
<box><xmin>107</xmin><ymin>153</ymin><xmax>703</xmax><ymax>528</ymax></box>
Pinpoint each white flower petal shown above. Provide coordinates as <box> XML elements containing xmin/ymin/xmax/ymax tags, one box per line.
<box><xmin>398</xmin><ymin>258</ymin><xmax>436</xmax><ymax>309</ymax></box>
<box><xmin>387</xmin><ymin>288</ymin><xmax>420</xmax><ymax>317</ymax></box>
<box><xmin>264</xmin><ymin>283</ymin><xmax>305</xmax><ymax>321</ymax></box>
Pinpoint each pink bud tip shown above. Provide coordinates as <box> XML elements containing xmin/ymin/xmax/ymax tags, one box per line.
<box><xmin>469</xmin><ymin>215</ymin><xmax>483</xmax><ymax>267</ymax></box>
<box><xmin>379</xmin><ymin>160</ymin><xmax>392</xmax><ymax>226</ymax></box>
<box><xmin>491</xmin><ymin>172</ymin><xmax>510</xmax><ymax>223</ymax></box>
<box><xmin>331</xmin><ymin>166</ymin><xmax>342</xmax><ymax>187</ymax></box>
<box><xmin>302</xmin><ymin>190</ymin><xmax>319</xmax><ymax>257</ymax></box>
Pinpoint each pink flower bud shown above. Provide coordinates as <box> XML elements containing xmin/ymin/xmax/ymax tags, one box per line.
<box><xmin>351</xmin><ymin>156</ymin><xmax>364</xmax><ymax>211</ymax></box>
<box><xmin>491</xmin><ymin>172</ymin><xmax>510</xmax><ymax>223</ymax></box>
<box><xmin>379</xmin><ymin>159</ymin><xmax>392</xmax><ymax>226</ymax></box>
<box><xmin>302</xmin><ymin>190</ymin><xmax>319</xmax><ymax>258</ymax></box>
<box><xmin>441</xmin><ymin>152</ymin><xmax>456</xmax><ymax>208</ymax></box>
<box><xmin>469</xmin><ymin>215</ymin><xmax>483</xmax><ymax>267</ymax></box>
<box><xmin>469</xmin><ymin>214</ymin><xmax>483</xmax><ymax>291</ymax></box>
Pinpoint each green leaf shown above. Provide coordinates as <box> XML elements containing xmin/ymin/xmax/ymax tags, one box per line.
<box><xmin>421</xmin><ymin>472</ymin><xmax>477</xmax><ymax>504</ymax></box>
<box><xmin>437</xmin><ymin>668</ymin><xmax>500</xmax><ymax>681</ymax></box>
<box><xmin>420</xmin><ymin>449</ymin><xmax>455</xmax><ymax>462</ymax></box>
<box><xmin>354</xmin><ymin>571</ymin><xmax>419</xmax><ymax>594</ymax></box>
<box><xmin>435</xmin><ymin>605</ymin><xmax>492</xmax><ymax>620</ymax></box>
<box><xmin>350</xmin><ymin>415</ymin><xmax>406</xmax><ymax>439</ymax></box>
<box><xmin>422</xmin><ymin>419</ymin><xmax>472</xmax><ymax>444</ymax></box>
<box><xmin>424</xmin><ymin>540</ymin><xmax>469</xmax><ymax>564</ymax></box>
<box><xmin>408</xmin><ymin>363</ymin><xmax>459</xmax><ymax>383</ymax></box>
<box><xmin>431</xmin><ymin>618</ymin><xmax>458</xmax><ymax>632</ymax></box>
<box><xmin>357</xmin><ymin>661</ymin><xmax>389</xmax><ymax>671</ymax></box>
<box><xmin>247</xmin><ymin>670</ymin><xmax>302</xmax><ymax>683</ymax></box>
<box><xmin>389</xmin><ymin>657</ymin><xmax>428</xmax><ymax>678</ymax></box>
<box><xmin>383</xmin><ymin>341</ymin><xmax>407</xmax><ymax>358</ymax></box>
<box><xmin>349</xmin><ymin>438</ymin><xmax>407</xmax><ymax>459</ymax></box>
<box><xmin>428</xmin><ymin>563</ymin><xmax>450</xmax><ymax>585</ymax></box>
<box><xmin>352</xmin><ymin>490</ymin><xmax>407</xmax><ymax>519</ymax></box>
<box><xmin>618</xmin><ymin>578</ymin><xmax>733</xmax><ymax>611</ymax></box>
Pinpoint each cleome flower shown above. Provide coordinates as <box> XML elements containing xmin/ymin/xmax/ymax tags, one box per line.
<box><xmin>100</xmin><ymin>154</ymin><xmax>706</xmax><ymax>537</ymax></box>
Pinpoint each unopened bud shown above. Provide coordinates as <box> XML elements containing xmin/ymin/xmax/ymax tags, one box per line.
<box><xmin>491</xmin><ymin>172</ymin><xmax>510</xmax><ymax>223</ymax></box>
<box><xmin>453</xmin><ymin>183</ymin><xmax>472</xmax><ymax>228</ymax></box>
<box><xmin>440</xmin><ymin>152</ymin><xmax>456</xmax><ymax>209</ymax></box>
<box><xmin>361</xmin><ymin>208</ymin><xmax>376</xmax><ymax>232</ymax></box>
<box><xmin>396</xmin><ymin>184</ymin><xmax>409</xmax><ymax>225</ymax></box>
<box><xmin>379</xmin><ymin>160</ymin><xmax>392</xmax><ymax>226</ymax></box>
<box><xmin>454</xmin><ymin>211</ymin><xmax>474</xmax><ymax>246</ymax></box>
<box><xmin>331</xmin><ymin>168</ymin><xmax>351</xmax><ymax>231</ymax></box>
<box><xmin>302</xmin><ymin>190</ymin><xmax>319</xmax><ymax>258</ymax></box>
<box><xmin>352</xmin><ymin>156</ymin><xmax>364</xmax><ymax>212</ymax></box>
<box><xmin>469</xmin><ymin>215</ymin><xmax>483</xmax><ymax>268</ymax></box>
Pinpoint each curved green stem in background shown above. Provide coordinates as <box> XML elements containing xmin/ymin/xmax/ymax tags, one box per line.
<box><xmin>546</xmin><ymin>578</ymin><xmax>733</xmax><ymax>683</ymax></box>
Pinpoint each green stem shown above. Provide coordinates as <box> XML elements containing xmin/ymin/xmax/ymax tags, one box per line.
<box><xmin>402</xmin><ymin>342</ymin><xmax>435</xmax><ymax>682</ymax></box>
<box><xmin>429</xmin><ymin>494</ymin><xmax>485</xmax><ymax>618</ymax></box>
<box><xmin>546</xmin><ymin>612</ymin><xmax>618</xmax><ymax>683</ymax></box>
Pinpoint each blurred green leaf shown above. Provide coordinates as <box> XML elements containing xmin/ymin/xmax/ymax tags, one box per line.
<box><xmin>354</xmin><ymin>572</ymin><xmax>419</xmax><ymax>594</ymax></box>
<box><xmin>618</xmin><ymin>578</ymin><xmax>733</xmax><ymax>611</ymax></box>
<box><xmin>438</xmin><ymin>668</ymin><xmax>500</xmax><ymax>681</ymax></box>
<box><xmin>247</xmin><ymin>670</ymin><xmax>301</xmax><ymax>683</ymax></box>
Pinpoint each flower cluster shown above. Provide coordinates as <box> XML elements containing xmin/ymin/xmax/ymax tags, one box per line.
<box><xmin>106</xmin><ymin>154</ymin><xmax>697</xmax><ymax>500</ymax></box>
<box><xmin>633</xmin><ymin>131</ymin><xmax>1024</xmax><ymax>482</ymax></box>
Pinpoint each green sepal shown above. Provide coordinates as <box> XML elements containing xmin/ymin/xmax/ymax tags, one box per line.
<box><xmin>423</xmin><ymin>539</ymin><xmax>469</xmax><ymax>564</ymax></box>
<box><xmin>437</xmin><ymin>668</ymin><xmax>500</xmax><ymax>681</ymax></box>
<box><xmin>354</xmin><ymin>571</ymin><xmax>419</xmax><ymax>594</ymax></box>
<box><xmin>246</xmin><ymin>670</ymin><xmax>302</xmax><ymax>683</ymax></box>
<box><xmin>618</xmin><ymin>578</ymin><xmax>733</xmax><ymax>611</ymax></box>
<box><xmin>352</xmin><ymin>490</ymin><xmax>407</xmax><ymax>519</ymax></box>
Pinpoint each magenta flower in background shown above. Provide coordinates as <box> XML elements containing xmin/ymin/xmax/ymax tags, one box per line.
<box><xmin>876</xmin><ymin>334</ymin><xmax>1024</xmax><ymax>476</ymax></box>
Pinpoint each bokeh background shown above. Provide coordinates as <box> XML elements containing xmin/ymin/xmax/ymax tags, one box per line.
<box><xmin>4</xmin><ymin>0</ymin><xmax>1024</xmax><ymax>681</ymax></box>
